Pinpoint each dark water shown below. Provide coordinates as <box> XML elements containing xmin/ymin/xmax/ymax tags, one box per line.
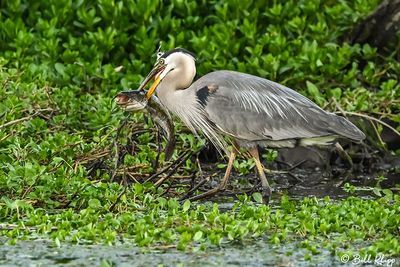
<box><xmin>0</xmin><ymin>238</ymin><xmax>344</xmax><ymax>267</ymax></box>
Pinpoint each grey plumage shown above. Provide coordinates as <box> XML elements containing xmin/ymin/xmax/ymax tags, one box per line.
<box><xmin>192</xmin><ymin>70</ymin><xmax>365</xmax><ymax>149</ymax></box>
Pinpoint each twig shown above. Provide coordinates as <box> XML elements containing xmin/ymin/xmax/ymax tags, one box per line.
<box><xmin>21</xmin><ymin>180</ymin><xmax>38</xmax><ymax>199</ymax></box>
<box><xmin>332</xmin><ymin>98</ymin><xmax>348</xmax><ymax>119</ymax></box>
<box><xmin>120</xmin><ymin>164</ymin><xmax>148</xmax><ymax>171</ymax></box>
<box><xmin>149</xmin><ymin>244</ymin><xmax>177</xmax><ymax>250</ymax></box>
<box><xmin>115</xmin><ymin>171</ymin><xmax>150</xmax><ymax>177</ymax></box>
<box><xmin>61</xmin><ymin>185</ymin><xmax>84</xmax><ymax>209</ymax></box>
<box><xmin>282</xmin><ymin>159</ymin><xmax>307</xmax><ymax>172</ymax></box>
<box><xmin>109</xmin><ymin>186</ymin><xmax>128</xmax><ymax>212</ymax></box>
<box><xmin>154</xmin><ymin>151</ymin><xmax>193</xmax><ymax>187</ymax></box>
<box><xmin>190</xmin><ymin>157</ymin><xmax>203</xmax><ymax>189</ymax></box>
<box><xmin>263</xmin><ymin>168</ymin><xmax>289</xmax><ymax>174</ymax></box>
<box><xmin>126</xmin><ymin>172</ymin><xmax>140</xmax><ymax>183</ymax></box>
<box><xmin>145</xmin><ymin>150</ymin><xmax>190</xmax><ymax>183</ymax></box>
<box><xmin>334</xmin><ymin>111</ymin><xmax>400</xmax><ymax>138</ymax></box>
<box><xmin>0</xmin><ymin>132</ymin><xmax>12</xmax><ymax>142</ymax></box>
<box><xmin>110</xmin><ymin>117</ymin><xmax>130</xmax><ymax>181</ymax></box>
<box><xmin>0</xmin><ymin>108</ymin><xmax>54</xmax><ymax>131</ymax></box>
<box><xmin>287</xmin><ymin>172</ymin><xmax>304</xmax><ymax>183</ymax></box>
<box><xmin>196</xmin><ymin>158</ymin><xmax>204</xmax><ymax>178</ymax></box>
<box><xmin>369</xmin><ymin>119</ymin><xmax>386</xmax><ymax>149</ymax></box>
<box><xmin>160</xmin><ymin>172</ymin><xmax>195</xmax><ymax>197</ymax></box>
<box><xmin>75</xmin><ymin>149</ymin><xmax>110</xmax><ymax>164</ymax></box>
<box><xmin>179</xmin><ymin>172</ymin><xmax>218</xmax><ymax>201</ymax></box>
<box><xmin>21</xmin><ymin>167</ymin><xmax>47</xmax><ymax>198</ymax></box>
<box><xmin>160</xmin><ymin>174</ymin><xmax>193</xmax><ymax>179</ymax></box>
<box><xmin>0</xmin><ymin>116</ymin><xmax>32</xmax><ymax>130</ymax></box>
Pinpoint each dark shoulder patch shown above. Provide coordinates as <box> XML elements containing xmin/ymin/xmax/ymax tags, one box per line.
<box><xmin>160</xmin><ymin>48</ymin><xmax>196</xmax><ymax>59</ymax></box>
<box><xmin>196</xmin><ymin>84</ymin><xmax>219</xmax><ymax>107</ymax></box>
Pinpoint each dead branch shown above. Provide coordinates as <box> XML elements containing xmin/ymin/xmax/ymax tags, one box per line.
<box><xmin>154</xmin><ymin>151</ymin><xmax>193</xmax><ymax>187</ymax></box>
<box><xmin>334</xmin><ymin>111</ymin><xmax>400</xmax><ymax>138</ymax></box>
<box><xmin>145</xmin><ymin>150</ymin><xmax>190</xmax><ymax>183</ymax></box>
<box><xmin>110</xmin><ymin>117</ymin><xmax>131</xmax><ymax>181</ymax></box>
<box><xmin>0</xmin><ymin>108</ymin><xmax>54</xmax><ymax>131</ymax></box>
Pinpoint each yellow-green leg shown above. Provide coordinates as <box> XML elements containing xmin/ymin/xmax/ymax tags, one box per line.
<box><xmin>188</xmin><ymin>149</ymin><xmax>237</xmax><ymax>201</ymax></box>
<box><xmin>248</xmin><ymin>146</ymin><xmax>272</xmax><ymax>204</ymax></box>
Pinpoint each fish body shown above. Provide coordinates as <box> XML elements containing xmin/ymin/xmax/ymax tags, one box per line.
<box><xmin>115</xmin><ymin>90</ymin><xmax>175</xmax><ymax>160</ymax></box>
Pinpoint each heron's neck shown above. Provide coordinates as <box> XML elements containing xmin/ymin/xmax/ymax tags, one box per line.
<box><xmin>155</xmin><ymin>61</ymin><xmax>196</xmax><ymax>113</ymax></box>
<box><xmin>154</xmin><ymin>61</ymin><xmax>228</xmax><ymax>154</ymax></box>
<box><xmin>155</xmin><ymin>66</ymin><xmax>200</xmax><ymax>138</ymax></box>
<box><xmin>156</xmin><ymin>80</ymin><xmax>196</xmax><ymax>115</ymax></box>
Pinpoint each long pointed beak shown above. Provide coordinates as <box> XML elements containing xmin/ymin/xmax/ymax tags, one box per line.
<box><xmin>138</xmin><ymin>66</ymin><xmax>162</xmax><ymax>90</ymax></box>
<box><xmin>138</xmin><ymin>64</ymin><xmax>165</xmax><ymax>99</ymax></box>
<box><xmin>146</xmin><ymin>76</ymin><xmax>161</xmax><ymax>100</ymax></box>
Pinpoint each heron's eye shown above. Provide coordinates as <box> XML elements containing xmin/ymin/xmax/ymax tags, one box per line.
<box><xmin>159</xmin><ymin>58</ymin><xmax>165</xmax><ymax>65</ymax></box>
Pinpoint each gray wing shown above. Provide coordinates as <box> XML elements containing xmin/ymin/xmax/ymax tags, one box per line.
<box><xmin>193</xmin><ymin>70</ymin><xmax>365</xmax><ymax>143</ymax></box>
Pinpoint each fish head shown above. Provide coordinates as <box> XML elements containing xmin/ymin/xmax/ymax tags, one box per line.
<box><xmin>115</xmin><ymin>90</ymin><xmax>148</xmax><ymax>111</ymax></box>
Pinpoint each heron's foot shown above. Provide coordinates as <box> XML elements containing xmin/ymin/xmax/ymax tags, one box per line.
<box><xmin>187</xmin><ymin>186</ymin><xmax>224</xmax><ymax>202</ymax></box>
<box><xmin>261</xmin><ymin>186</ymin><xmax>272</xmax><ymax>205</ymax></box>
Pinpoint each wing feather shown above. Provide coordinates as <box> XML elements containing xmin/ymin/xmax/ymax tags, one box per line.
<box><xmin>193</xmin><ymin>70</ymin><xmax>365</xmax><ymax>143</ymax></box>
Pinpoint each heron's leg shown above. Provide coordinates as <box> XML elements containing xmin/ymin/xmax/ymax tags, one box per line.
<box><xmin>334</xmin><ymin>142</ymin><xmax>353</xmax><ymax>170</ymax></box>
<box><xmin>248</xmin><ymin>146</ymin><xmax>272</xmax><ymax>204</ymax></box>
<box><xmin>188</xmin><ymin>149</ymin><xmax>237</xmax><ymax>201</ymax></box>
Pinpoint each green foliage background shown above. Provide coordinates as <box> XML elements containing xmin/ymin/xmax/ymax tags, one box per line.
<box><xmin>0</xmin><ymin>0</ymin><xmax>399</xmax><ymax>258</ymax></box>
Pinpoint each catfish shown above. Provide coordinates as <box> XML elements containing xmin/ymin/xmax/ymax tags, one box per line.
<box><xmin>115</xmin><ymin>90</ymin><xmax>175</xmax><ymax>160</ymax></box>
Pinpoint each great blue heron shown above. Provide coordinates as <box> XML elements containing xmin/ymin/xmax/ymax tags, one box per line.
<box><xmin>130</xmin><ymin>48</ymin><xmax>366</xmax><ymax>203</ymax></box>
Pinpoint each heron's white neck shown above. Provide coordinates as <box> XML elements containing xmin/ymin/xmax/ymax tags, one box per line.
<box><xmin>154</xmin><ymin>57</ymin><xmax>228</xmax><ymax>154</ymax></box>
<box><xmin>155</xmin><ymin>57</ymin><xmax>203</xmax><ymax>138</ymax></box>
<box><xmin>155</xmin><ymin>56</ymin><xmax>196</xmax><ymax>114</ymax></box>
<box><xmin>156</xmin><ymin>76</ymin><xmax>197</xmax><ymax>121</ymax></box>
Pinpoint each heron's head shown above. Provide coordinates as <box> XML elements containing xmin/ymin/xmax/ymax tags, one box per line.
<box><xmin>139</xmin><ymin>48</ymin><xmax>196</xmax><ymax>99</ymax></box>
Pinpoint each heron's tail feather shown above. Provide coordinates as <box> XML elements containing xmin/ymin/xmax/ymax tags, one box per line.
<box><xmin>330</xmin><ymin>115</ymin><xmax>366</xmax><ymax>142</ymax></box>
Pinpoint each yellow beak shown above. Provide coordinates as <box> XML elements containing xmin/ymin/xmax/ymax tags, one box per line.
<box><xmin>138</xmin><ymin>61</ymin><xmax>166</xmax><ymax>100</ymax></box>
<box><xmin>146</xmin><ymin>76</ymin><xmax>161</xmax><ymax>100</ymax></box>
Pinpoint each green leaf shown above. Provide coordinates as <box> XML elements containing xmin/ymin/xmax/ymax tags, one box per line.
<box><xmin>182</xmin><ymin>200</ymin><xmax>191</xmax><ymax>212</ymax></box>
<box><xmin>193</xmin><ymin>231</ymin><xmax>203</xmax><ymax>241</ymax></box>
<box><xmin>306</xmin><ymin>81</ymin><xmax>320</xmax><ymax>98</ymax></box>
<box><xmin>88</xmin><ymin>198</ymin><xmax>101</xmax><ymax>209</ymax></box>
<box><xmin>329</xmin><ymin>88</ymin><xmax>342</xmax><ymax>99</ymax></box>
<box><xmin>306</xmin><ymin>81</ymin><xmax>325</xmax><ymax>106</ymax></box>
<box><xmin>252</xmin><ymin>192</ymin><xmax>263</xmax><ymax>203</ymax></box>
<box><xmin>372</xmin><ymin>188</ymin><xmax>382</xmax><ymax>197</ymax></box>
<box><xmin>382</xmin><ymin>189</ymin><xmax>393</xmax><ymax>198</ymax></box>
<box><xmin>54</xmin><ymin>63</ymin><xmax>66</xmax><ymax>76</ymax></box>
<box><xmin>55</xmin><ymin>237</ymin><xmax>61</xmax><ymax>248</ymax></box>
